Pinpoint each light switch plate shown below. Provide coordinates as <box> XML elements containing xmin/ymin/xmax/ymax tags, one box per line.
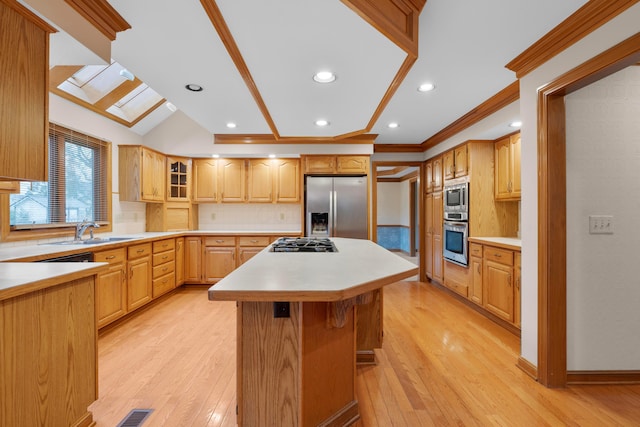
<box><xmin>589</xmin><ymin>215</ymin><xmax>614</xmax><ymax>234</ymax></box>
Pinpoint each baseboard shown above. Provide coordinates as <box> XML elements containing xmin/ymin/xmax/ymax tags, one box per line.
<box><xmin>356</xmin><ymin>350</ymin><xmax>377</xmax><ymax>365</ymax></box>
<box><xmin>567</xmin><ymin>370</ymin><xmax>640</xmax><ymax>384</ymax></box>
<box><xmin>517</xmin><ymin>357</ymin><xmax>538</xmax><ymax>380</ymax></box>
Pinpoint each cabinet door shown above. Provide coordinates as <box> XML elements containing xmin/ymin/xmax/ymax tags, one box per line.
<box><xmin>275</xmin><ymin>159</ymin><xmax>300</xmax><ymax>202</ymax></box>
<box><xmin>514</xmin><ymin>252</ymin><xmax>521</xmax><ymax>328</ymax></box>
<box><xmin>495</xmin><ymin>137</ymin><xmax>512</xmax><ymax>200</ymax></box>
<box><xmin>128</xmin><ymin>256</ymin><xmax>152</xmax><ymax>311</ymax></box>
<box><xmin>96</xmin><ymin>263</ymin><xmax>126</xmax><ymax>328</ymax></box>
<box><xmin>219</xmin><ymin>159</ymin><xmax>246</xmax><ymax>202</ymax></box>
<box><xmin>204</xmin><ymin>247</ymin><xmax>236</xmax><ymax>282</ymax></box>
<box><xmin>167</xmin><ymin>157</ymin><xmax>191</xmax><ymax>201</ymax></box>
<box><xmin>424</xmin><ymin>193</ymin><xmax>434</xmax><ymax>279</ymax></box>
<box><xmin>239</xmin><ymin>247</ymin><xmax>262</xmax><ymax>265</ymax></box>
<box><xmin>0</xmin><ymin>2</ymin><xmax>48</xmax><ymax>182</ymax></box>
<box><xmin>305</xmin><ymin>156</ymin><xmax>335</xmax><ymax>173</ymax></box>
<box><xmin>185</xmin><ymin>237</ymin><xmax>202</xmax><ymax>282</ymax></box>
<box><xmin>336</xmin><ymin>156</ymin><xmax>369</xmax><ymax>174</ymax></box>
<box><xmin>454</xmin><ymin>145</ymin><xmax>468</xmax><ymax>178</ymax></box>
<box><xmin>193</xmin><ymin>158</ymin><xmax>218</xmax><ymax>202</ymax></box>
<box><xmin>247</xmin><ymin>159</ymin><xmax>273</xmax><ymax>202</ymax></box>
<box><xmin>432</xmin><ymin>192</ymin><xmax>443</xmax><ymax>283</ymax></box>
<box><xmin>175</xmin><ymin>237</ymin><xmax>185</xmax><ymax>286</ymax></box>
<box><xmin>483</xmin><ymin>260</ymin><xmax>513</xmax><ymax>322</ymax></box>
<box><xmin>425</xmin><ymin>161</ymin><xmax>433</xmax><ymax>194</ymax></box>
<box><xmin>443</xmin><ymin>151</ymin><xmax>455</xmax><ymax>181</ymax></box>
<box><xmin>432</xmin><ymin>157</ymin><xmax>443</xmax><ymax>192</ymax></box>
<box><xmin>470</xmin><ymin>256</ymin><xmax>483</xmax><ymax>305</ymax></box>
<box><xmin>510</xmin><ymin>133</ymin><xmax>521</xmax><ymax>199</ymax></box>
<box><xmin>141</xmin><ymin>149</ymin><xmax>165</xmax><ymax>201</ymax></box>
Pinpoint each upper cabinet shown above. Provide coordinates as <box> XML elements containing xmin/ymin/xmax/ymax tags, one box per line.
<box><xmin>167</xmin><ymin>157</ymin><xmax>191</xmax><ymax>201</ymax></box>
<box><xmin>495</xmin><ymin>133</ymin><xmax>521</xmax><ymax>201</ymax></box>
<box><xmin>119</xmin><ymin>145</ymin><xmax>166</xmax><ymax>202</ymax></box>
<box><xmin>192</xmin><ymin>157</ymin><xmax>300</xmax><ymax>204</ymax></box>
<box><xmin>443</xmin><ymin>145</ymin><xmax>468</xmax><ymax>181</ymax></box>
<box><xmin>303</xmin><ymin>155</ymin><xmax>369</xmax><ymax>175</ymax></box>
<box><xmin>425</xmin><ymin>156</ymin><xmax>443</xmax><ymax>194</ymax></box>
<box><xmin>0</xmin><ymin>2</ymin><xmax>54</xmax><ymax>182</ymax></box>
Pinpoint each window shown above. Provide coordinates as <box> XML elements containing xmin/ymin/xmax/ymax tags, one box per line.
<box><xmin>6</xmin><ymin>123</ymin><xmax>111</xmax><ymax>237</ymax></box>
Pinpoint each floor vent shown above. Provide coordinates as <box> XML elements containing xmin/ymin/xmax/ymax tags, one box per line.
<box><xmin>116</xmin><ymin>409</ymin><xmax>153</xmax><ymax>427</ymax></box>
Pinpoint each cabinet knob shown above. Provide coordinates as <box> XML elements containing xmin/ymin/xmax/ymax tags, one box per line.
<box><xmin>216</xmin><ymin>239</ymin><xmax>224</xmax><ymax>243</ymax></box>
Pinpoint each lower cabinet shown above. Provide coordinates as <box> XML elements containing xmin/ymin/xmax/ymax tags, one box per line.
<box><xmin>127</xmin><ymin>243</ymin><xmax>153</xmax><ymax>311</ymax></box>
<box><xmin>204</xmin><ymin>236</ymin><xmax>236</xmax><ymax>283</ymax></box>
<box><xmin>176</xmin><ymin>237</ymin><xmax>185</xmax><ymax>286</ymax></box>
<box><xmin>95</xmin><ymin>247</ymin><xmax>127</xmax><ymax>328</ymax></box>
<box><xmin>185</xmin><ymin>236</ymin><xmax>203</xmax><ymax>282</ymax></box>
<box><xmin>152</xmin><ymin>238</ymin><xmax>176</xmax><ymax>297</ymax></box>
<box><xmin>483</xmin><ymin>247</ymin><xmax>514</xmax><ymax>323</ymax></box>
<box><xmin>238</xmin><ymin>236</ymin><xmax>270</xmax><ymax>265</ymax></box>
<box><xmin>469</xmin><ymin>243</ymin><xmax>483</xmax><ymax>305</ymax></box>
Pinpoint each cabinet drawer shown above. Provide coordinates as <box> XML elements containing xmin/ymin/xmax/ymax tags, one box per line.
<box><xmin>153</xmin><ymin>238</ymin><xmax>175</xmax><ymax>253</ymax></box>
<box><xmin>153</xmin><ymin>261</ymin><xmax>175</xmax><ymax>278</ymax></box>
<box><xmin>153</xmin><ymin>272</ymin><xmax>176</xmax><ymax>298</ymax></box>
<box><xmin>128</xmin><ymin>243</ymin><xmax>152</xmax><ymax>259</ymax></box>
<box><xmin>205</xmin><ymin>236</ymin><xmax>236</xmax><ymax>246</ymax></box>
<box><xmin>94</xmin><ymin>247</ymin><xmax>126</xmax><ymax>264</ymax></box>
<box><xmin>484</xmin><ymin>247</ymin><xmax>513</xmax><ymax>266</ymax></box>
<box><xmin>238</xmin><ymin>236</ymin><xmax>270</xmax><ymax>247</ymax></box>
<box><xmin>153</xmin><ymin>249</ymin><xmax>175</xmax><ymax>266</ymax></box>
<box><xmin>469</xmin><ymin>243</ymin><xmax>483</xmax><ymax>258</ymax></box>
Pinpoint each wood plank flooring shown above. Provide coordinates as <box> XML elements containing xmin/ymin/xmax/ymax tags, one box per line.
<box><xmin>90</xmin><ymin>282</ymin><xmax>640</xmax><ymax>426</ymax></box>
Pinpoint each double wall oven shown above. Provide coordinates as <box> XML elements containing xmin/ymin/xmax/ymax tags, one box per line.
<box><xmin>443</xmin><ymin>182</ymin><xmax>469</xmax><ymax>266</ymax></box>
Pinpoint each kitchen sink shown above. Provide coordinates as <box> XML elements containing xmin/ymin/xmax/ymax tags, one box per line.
<box><xmin>47</xmin><ymin>237</ymin><xmax>135</xmax><ymax>245</ymax></box>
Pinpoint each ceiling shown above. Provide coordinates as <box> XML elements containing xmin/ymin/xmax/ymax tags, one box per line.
<box><xmin>34</xmin><ymin>0</ymin><xmax>590</xmax><ymax>148</ymax></box>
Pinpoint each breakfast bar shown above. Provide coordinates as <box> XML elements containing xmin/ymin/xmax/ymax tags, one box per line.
<box><xmin>208</xmin><ymin>237</ymin><xmax>418</xmax><ymax>426</ymax></box>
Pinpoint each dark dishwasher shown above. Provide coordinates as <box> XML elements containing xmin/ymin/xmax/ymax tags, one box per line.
<box><xmin>36</xmin><ymin>252</ymin><xmax>94</xmax><ymax>262</ymax></box>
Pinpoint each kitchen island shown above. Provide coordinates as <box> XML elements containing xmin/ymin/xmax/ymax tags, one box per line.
<box><xmin>208</xmin><ymin>237</ymin><xmax>418</xmax><ymax>426</ymax></box>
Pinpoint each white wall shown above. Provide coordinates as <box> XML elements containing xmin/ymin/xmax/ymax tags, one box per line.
<box><xmin>519</xmin><ymin>3</ymin><xmax>640</xmax><ymax>366</ymax></box>
<box><xmin>565</xmin><ymin>66</ymin><xmax>640</xmax><ymax>369</ymax></box>
<box><xmin>198</xmin><ymin>203</ymin><xmax>301</xmax><ymax>232</ymax></box>
<box><xmin>377</xmin><ymin>181</ymin><xmax>410</xmax><ymax>226</ymax></box>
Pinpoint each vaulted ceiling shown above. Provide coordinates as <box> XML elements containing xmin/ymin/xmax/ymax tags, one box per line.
<box><xmin>30</xmin><ymin>0</ymin><xmax>593</xmax><ymax>149</ymax></box>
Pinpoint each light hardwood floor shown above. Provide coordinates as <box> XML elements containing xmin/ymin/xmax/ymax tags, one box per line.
<box><xmin>90</xmin><ymin>282</ymin><xmax>640</xmax><ymax>426</ymax></box>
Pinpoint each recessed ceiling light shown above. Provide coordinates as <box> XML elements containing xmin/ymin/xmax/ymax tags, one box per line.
<box><xmin>211</xmin><ymin>154</ymin><xmax>220</xmax><ymax>158</ymax></box>
<box><xmin>418</xmin><ymin>82</ymin><xmax>435</xmax><ymax>92</ymax></box>
<box><xmin>510</xmin><ymin>121</ymin><xmax>522</xmax><ymax>128</ymax></box>
<box><xmin>313</xmin><ymin>71</ymin><xmax>336</xmax><ymax>83</ymax></box>
<box><xmin>315</xmin><ymin>119</ymin><xmax>329</xmax><ymax>127</ymax></box>
<box><xmin>185</xmin><ymin>84</ymin><xmax>203</xmax><ymax>92</ymax></box>
<box><xmin>268</xmin><ymin>154</ymin><xmax>276</xmax><ymax>159</ymax></box>
<box><xmin>166</xmin><ymin>102</ymin><xmax>177</xmax><ymax>112</ymax></box>
<box><xmin>388</xmin><ymin>122</ymin><xmax>399</xmax><ymax>129</ymax></box>
<box><xmin>226</xmin><ymin>122</ymin><xmax>237</xmax><ymax>129</ymax></box>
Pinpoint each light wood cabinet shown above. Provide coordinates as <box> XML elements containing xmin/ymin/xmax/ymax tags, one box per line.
<box><xmin>0</xmin><ymin>181</ymin><xmax>19</xmax><ymax>193</ymax></box>
<box><xmin>167</xmin><ymin>156</ymin><xmax>191</xmax><ymax>201</ymax></box>
<box><xmin>424</xmin><ymin>156</ymin><xmax>443</xmax><ymax>194</ymax></box>
<box><xmin>443</xmin><ymin>145</ymin><xmax>468</xmax><ymax>181</ymax></box>
<box><xmin>175</xmin><ymin>237</ymin><xmax>185</xmax><ymax>286</ymax></box>
<box><xmin>495</xmin><ymin>133</ymin><xmax>521</xmax><ymax>201</ymax></box>
<box><xmin>303</xmin><ymin>155</ymin><xmax>369</xmax><ymax>175</ymax></box>
<box><xmin>0</xmin><ymin>2</ymin><xmax>51</xmax><ymax>182</ymax></box>
<box><xmin>469</xmin><ymin>243</ymin><xmax>483</xmax><ymax>305</ymax></box>
<box><xmin>238</xmin><ymin>235</ymin><xmax>270</xmax><ymax>265</ymax></box>
<box><xmin>152</xmin><ymin>238</ymin><xmax>175</xmax><ymax>298</ymax></box>
<box><xmin>424</xmin><ymin>192</ymin><xmax>443</xmax><ymax>283</ymax></box>
<box><xmin>219</xmin><ymin>158</ymin><xmax>246</xmax><ymax>202</ymax></box>
<box><xmin>514</xmin><ymin>252</ymin><xmax>521</xmax><ymax>328</ymax></box>
<box><xmin>204</xmin><ymin>246</ymin><xmax>236</xmax><ymax>282</ymax></box>
<box><xmin>127</xmin><ymin>243</ymin><xmax>152</xmax><ymax>310</ymax></box>
<box><xmin>146</xmin><ymin>201</ymin><xmax>196</xmax><ymax>231</ymax></box>
<box><xmin>483</xmin><ymin>247</ymin><xmax>514</xmax><ymax>322</ymax></box>
<box><xmin>192</xmin><ymin>158</ymin><xmax>218</xmax><ymax>202</ymax></box>
<box><xmin>185</xmin><ymin>236</ymin><xmax>203</xmax><ymax>282</ymax></box>
<box><xmin>247</xmin><ymin>159</ymin><xmax>273</xmax><ymax>202</ymax></box>
<box><xmin>95</xmin><ymin>247</ymin><xmax>127</xmax><ymax>328</ymax></box>
<box><xmin>274</xmin><ymin>158</ymin><xmax>300</xmax><ymax>202</ymax></box>
<box><xmin>118</xmin><ymin>145</ymin><xmax>166</xmax><ymax>202</ymax></box>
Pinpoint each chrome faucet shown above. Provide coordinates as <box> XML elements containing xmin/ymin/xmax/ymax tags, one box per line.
<box><xmin>75</xmin><ymin>219</ymin><xmax>100</xmax><ymax>241</ymax></box>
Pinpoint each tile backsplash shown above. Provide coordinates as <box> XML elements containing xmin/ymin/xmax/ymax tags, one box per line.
<box><xmin>198</xmin><ymin>203</ymin><xmax>302</xmax><ymax>231</ymax></box>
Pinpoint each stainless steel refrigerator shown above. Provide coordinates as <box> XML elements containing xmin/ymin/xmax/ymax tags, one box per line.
<box><xmin>305</xmin><ymin>176</ymin><xmax>368</xmax><ymax>239</ymax></box>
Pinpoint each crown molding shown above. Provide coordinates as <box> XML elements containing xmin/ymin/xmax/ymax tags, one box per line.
<box><xmin>506</xmin><ymin>0</ymin><xmax>640</xmax><ymax>78</ymax></box>
<box><xmin>373</xmin><ymin>143</ymin><xmax>425</xmax><ymax>153</ymax></box>
<box><xmin>64</xmin><ymin>0</ymin><xmax>130</xmax><ymax>41</ymax></box>
<box><xmin>214</xmin><ymin>134</ymin><xmax>377</xmax><ymax>145</ymax></box>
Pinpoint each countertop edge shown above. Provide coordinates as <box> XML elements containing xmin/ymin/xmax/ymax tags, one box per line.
<box><xmin>468</xmin><ymin>237</ymin><xmax>521</xmax><ymax>251</ymax></box>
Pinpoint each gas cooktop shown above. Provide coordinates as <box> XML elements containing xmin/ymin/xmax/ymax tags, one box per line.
<box><xmin>270</xmin><ymin>237</ymin><xmax>338</xmax><ymax>253</ymax></box>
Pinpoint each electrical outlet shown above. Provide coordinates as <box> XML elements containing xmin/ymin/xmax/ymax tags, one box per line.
<box><xmin>273</xmin><ymin>302</ymin><xmax>290</xmax><ymax>318</ymax></box>
<box><xmin>279</xmin><ymin>212</ymin><xmax>285</xmax><ymax>221</ymax></box>
<box><xmin>589</xmin><ymin>215</ymin><xmax>614</xmax><ymax>234</ymax></box>
<box><xmin>211</xmin><ymin>213</ymin><xmax>216</xmax><ymax>220</ymax></box>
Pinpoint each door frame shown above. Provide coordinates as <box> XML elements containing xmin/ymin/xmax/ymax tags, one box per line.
<box><xmin>537</xmin><ymin>32</ymin><xmax>640</xmax><ymax>387</ymax></box>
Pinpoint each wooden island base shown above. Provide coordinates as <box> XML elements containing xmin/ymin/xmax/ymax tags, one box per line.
<box><xmin>238</xmin><ymin>300</ymin><xmax>360</xmax><ymax>427</ymax></box>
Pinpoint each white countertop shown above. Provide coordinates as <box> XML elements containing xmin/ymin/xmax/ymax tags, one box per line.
<box><xmin>0</xmin><ymin>230</ymin><xmax>301</xmax><ymax>262</ymax></box>
<box><xmin>0</xmin><ymin>262</ymin><xmax>107</xmax><ymax>301</ymax></box>
<box><xmin>468</xmin><ymin>236</ymin><xmax>522</xmax><ymax>250</ymax></box>
<box><xmin>208</xmin><ymin>238</ymin><xmax>419</xmax><ymax>302</ymax></box>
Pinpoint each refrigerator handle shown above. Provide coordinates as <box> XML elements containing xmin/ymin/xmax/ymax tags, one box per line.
<box><xmin>332</xmin><ymin>190</ymin><xmax>337</xmax><ymax>236</ymax></box>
